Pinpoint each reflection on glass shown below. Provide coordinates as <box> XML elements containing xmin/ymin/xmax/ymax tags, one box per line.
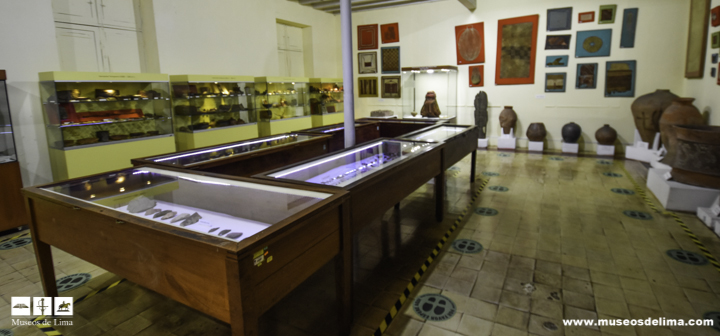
<box><xmin>171</xmin><ymin>81</ymin><xmax>257</xmax><ymax>133</ymax></box>
<box><xmin>402</xmin><ymin>126</ymin><xmax>466</xmax><ymax>142</ymax></box>
<box><xmin>269</xmin><ymin>140</ymin><xmax>438</xmax><ymax>187</ymax></box>
<box><xmin>0</xmin><ymin>80</ymin><xmax>17</xmax><ymax>163</ymax></box>
<box><xmin>42</xmin><ymin>167</ymin><xmax>330</xmax><ymax>241</ymax></box>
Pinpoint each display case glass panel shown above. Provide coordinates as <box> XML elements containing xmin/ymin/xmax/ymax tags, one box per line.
<box><xmin>39</xmin><ymin>72</ymin><xmax>173</xmax><ymax>149</ymax></box>
<box><xmin>41</xmin><ymin>167</ymin><xmax>331</xmax><ymax>241</ymax></box>
<box><xmin>254</xmin><ymin>77</ymin><xmax>310</xmax><ymax>121</ymax></box>
<box><xmin>146</xmin><ymin>133</ymin><xmax>327</xmax><ymax>167</ymax></box>
<box><xmin>268</xmin><ymin>140</ymin><xmax>439</xmax><ymax>187</ymax></box>
<box><xmin>401</xmin><ymin>66</ymin><xmax>458</xmax><ymax>120</ymax></box>
<box><xmin>170</xmin><ymin>75</ymin><xmax>256</xmax><ymax>133</ymax></box>
<box><xmin>399</xmin><ymin>125</ymin><xmax>470</xmax><ymax>142</ymax></box>
<box><xmin>0</xmin><ymin>76</ymin><xmax>17</xmax><ymax>163</ymax></box>
<box><xmin>309</xmin><ymin>78</ymin><xmax>344</xmax><ymax>115</ymax></box>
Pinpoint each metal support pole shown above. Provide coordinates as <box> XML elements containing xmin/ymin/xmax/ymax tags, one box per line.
<box><xmin>340</xmin><ymin>0</ymin><xmax>356</xmax><ymax>148</ymax></box>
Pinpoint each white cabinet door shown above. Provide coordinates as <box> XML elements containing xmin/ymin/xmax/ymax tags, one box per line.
<box><xmin>278</xmin><ymin>50</ymin><xmax>290</xmax><ymax>77</ymax></box>
<box><xmin>102</xmin><ymin>28</ymin><xmax>142</xmax><ymax>73</ymax></box>
<box><xmin>288</xmin><ymin>51</ymin><xmax>305</xmax><ymax>77</ymax></box>
<box><xmin>97</xmin><ymin>0</ymin><xmax>137</xmax><ymax>30</ymax></box>
<box><xmin>52</xmin><ymin>0</ymin><xmax>99</xmax><ymax>26</ymax></box>
<box><xmin>285</xmin><ymin>26</ymin><xmax>303</xmax><ymax>51</ymax></box>
<box><xmin>55</xmin><ymin>24</ymin><xmax>103</xmax><ymax>72</ymax></box>
<box><xmin>276</xmin><ymin>23</ymin><xmax>287</xmax><ymax>50</ymax></box>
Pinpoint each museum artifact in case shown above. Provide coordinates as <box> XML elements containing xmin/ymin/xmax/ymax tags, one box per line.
<box><xmin>39</xmin><ymin>72</ymin><xmax>176</xmax><ymax>180</ymax></box>
<box><xmin>23</xmin><ymin>166</ymin><xmax>352</xmax><ymax>336</ymax></box>
<box><xmin>254</xmin><ymin>76</ymin><xmax>312</xmax><ymax>136</ymax></box>
<box><xmin>0</xmin><ymin>70</ymin><xmax>28</xmax><ymax>230</ymax></box>
<box><xmin>309</xmin><ymin>78</ymin><xmax>345</xmax><ymax>127</ymax></box>
<box><xmin>170</xmin><ymin>75</ymin><xmax>258</xmax><ymax>151</ymax></box>
<box><xmin>399</xmin><ymin>124</ymin><xmax>479</xmax><ymax>182</ymax></box>
<box><xmin>132</xmin><ymin>132</ymin><xmax>332</xmax><ymax>177</ymax></box>
<box><xmin>401</xmin><ymin>66</ymin><xmax>458</xmax><ymax>122</ymax></box>
<box><xmin>297</xmin><ymin>121</ymin><xmax>380</xmax><ymax>152</ymax></box>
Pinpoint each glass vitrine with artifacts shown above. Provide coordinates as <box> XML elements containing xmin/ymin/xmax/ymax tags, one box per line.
<box><xmin>0</xmin><ymin>70</ymin><xmax>27</xmax><ymax>231</ymax></box>
<box><xmin>254</xmin><ymin>77</ymin><xmax>312</xmax><ymax>136</ymax></box>
<box><xmin>401</xmin><ymin>66</ymin><xmax>458</xmax><ymax>122</ymax></box>
<box><xmin>309</xmin><ymin>78</ymin><xmax>344</xmax><ymax>127</ymax></box>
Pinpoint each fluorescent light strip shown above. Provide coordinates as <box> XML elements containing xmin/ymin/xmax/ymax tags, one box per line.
<box><xmin>271</xmin><ymin>142</ymin><xmax>385</xmax><ymax>178</ymax></box>
<box><xmin>154</xmin><ymin>135</ymin><xmax>292</xmax><ymax>162</ymax></box>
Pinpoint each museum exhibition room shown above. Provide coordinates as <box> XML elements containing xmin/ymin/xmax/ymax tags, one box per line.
<box><xmin>2</xmin><ymin>0</ymin><xmax>720</xmax><ymax>335</ymax></box>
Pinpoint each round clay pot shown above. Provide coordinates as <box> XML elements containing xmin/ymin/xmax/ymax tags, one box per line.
<box><xmin>631</xmin><ymin>89</ymin><xmax>679</xmax><ymax>144</ymax></box>
<box><xmin>499</xmin><ymin>106</ymin><xmax>517</xmax><ymax>135</ymax></box>
<box><xmin>561</xmin><ymin>122</ymin><xmax>582</xmax><ymax>143</ymax></box>
<box><xmin>659</xmin><ymin>98</ymin><xmax>704</xmax><ymax>166</ymax></box>
<box><xmin>595</xmin><ymin>124</ymin><xmax>617</xmax><ymax>145</ymax></box>
<box><xmin>526</xmin><ymin>123</ymin><xmax>547</xmax><ymax>141</ymax></box>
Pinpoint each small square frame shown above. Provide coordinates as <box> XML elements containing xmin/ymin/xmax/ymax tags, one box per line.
<box><xmin>545</xmin><ymin>73</ymin><xmax>567</xmax><ymax>92</ymax></box>
<box><xmin>599</xmin><ymin>5</ymin><xmax>617</xmax><ymax>24</ymax></box>
<box><xmin>547</xmin><ymin>7</ymin><xmax>573</xmax><ymax>31</ymax></box>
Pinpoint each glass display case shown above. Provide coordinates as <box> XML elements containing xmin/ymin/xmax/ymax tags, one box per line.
<box><xmin>0</xmin><ymin>70</ymin><xmax>28</xmax><ymax>231</ymax></box>
<box><xmin>254</xmin><ymin>76</ymin><xmax>312</xmax><ymax>136</ymax></box>
<box><xmin>399</xmin><ymin>124</ymin><xmax>469</xmax><ymax>142</ymax></box>
<box><xmin>357</xmin><ymin>117</ymin><xmax>440</xmax><ymax>138</ymax></box>
<box><xmin>309</xmin><ymin>78</ymin><xmax>344</xmax><ymax>127</ymax></box>
<box><xmin>297</xmin><ymin>121</ymin><xmax>380</xmax><ymax>152</ymax></box>
<box><xmin>170</xmin><ymin>75</ymin><xmax>258</xmax><ymax>150</ymax></box>
<box><xmin>0</xmin><ymin>71</ymin><xmax>16</xmax><ymax>164</ymax></box>
<box><xmin>39</xmin><ymin>72</ymin><xmax>176</xmax><ymax>180</ymax></box>
<box><xmin>401</xmin><ymin>66</ymin><xmax>458</xmax><ymax>122</ymax></box>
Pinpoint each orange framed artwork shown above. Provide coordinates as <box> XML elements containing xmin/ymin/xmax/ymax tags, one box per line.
<box><xmin>380</xmin><ymin>23</ymin><xmax>399</xmax><ymax>43</ymax></box>
<box><xmin>358</xmin><ymin>24</ymin><xmax>378</xmax><ymax>50</ymax></box>
<box><xmin>455</xmin><ymin>22</ymin><xmax>485</xmax><ymax>65</ymax></box>
<box><xmin>495</xmin><ymin>14</ymin><xmax>539</xmax><ymax>85</ymax></box>
<box><xmin>469</xmin><ymin>65</ymin><xmax>484</xmax><ymax>87</ymax></box>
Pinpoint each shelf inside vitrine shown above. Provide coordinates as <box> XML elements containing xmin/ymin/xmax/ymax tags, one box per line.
<box><xmin>48</xmin><ymin>97</ymin><xmax>171</xmax><ymax>104</ymax></box>
<box><xmin>58</xmin><ymin>116</ymin><xmax>171</xmax><ymax>128</ymax></box>
<box><xmin>178</xmin><ymin>94</ymin><xmax>253</xmax><ymax>99</ymax></box>
<box><xmin>176</xmin><ymin>109</ymin><xmax>253</xmax><ymax>116</ymax></box>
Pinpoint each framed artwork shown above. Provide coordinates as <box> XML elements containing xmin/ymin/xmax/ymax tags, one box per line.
<box><xmin>605</xmin><ymin>60</ymin><xmax>636</xmax><ymax>97</ymax></box>
<box><xmin>495</xmin><ymin>15</ymin><xmax>539</xmax><ymax>85</ymax></box>
<box><xmin>358</xmin><ymin>77</ymin><xmax>378</xmax><ymax>97</ymax></box>
<box><xmin>547</xmin><ymin>7</ymin><xmax>572</xmax><ymax>31</ymax></box>
<box><xmin>712</xmin><ymin>68</ymin><xmax>717</xmax><ymax>77</ymax></box>
<box><xmin>381</xmin><ymin>76</ymin><xmax>401</xmax><ymax>98</ymax></box>
<box><xmin>712</xmin><ymin>6</ymin><xmax>720</xmax><ymax>26</ymax></box>
<box><xmin>713</xmin><ymin>31</ymin><xmax>720</xmax><ymax>49</ymax></box>
<box><xmin>545</xmin><ymin>73</ymin><xmax>566</xmax><ymax>92</ymax></box>
<box><xmin>381</xmin><ymin>47</ymin><xmax>400</xmax><ymax>74</ymax></box>
<box><xmin>599</xmin><ymin>5</ymin><xmax>617</xmax><ymax>24</ymax></box>
<box><xmin>546</xmin><ymin>55</ymin><xmax>569</xmax><ymax>67</ymax></box>
<box><xmin>358</xmin><ymin>52</ymin><xmax>377</xmax><ymax>74</ymax></box>
<box><xmin>576</xmin><ymin>63</ymin><xmax>598</xmax><ymax>89</ymax></box>
<box><xmin>686</xmin><ymin>0</ymin><xmax>710</xmax><ymax>78</ymax></box>
<box><xmin>717</xmin><ymin>65</ymin><xmax>720</xmax><ymax>84</ymax></box>
<box><xmin>579</xmin><ymin>11</ymin><xmax>595</xmax><ymax>23</ymax></box>
<box><xmin>357</xmin><ymin>24</ymin><xmax>378</xmax><ymax>50</ymax></box>
<box><xmin>380</xmin><ymin>23</ymin><xmax>399</xmax><ymax>43</ymax></box>
<box><xmin>469</xmin><ymin>65</ymin><xmax>484</xmax><ymax>87</ymax></box>
<box><xmin>455</xmin><ymin>22</ymin><xmax>485</xmax><ymax>65</ymax></box>
<box><xmin>545</xmin><ymin>35</ymin><xmax>571</xmax><ymax>49</ymax></box>
<box><xmin>713</xmin><ymin>53</ymin><xmax>718</xmax><ymax>63</ymax></box>
<box><xmin>620</xmin><ymin>8</ymin><xmax>639</xmax><ymax>48</ymax></box>
<box><xmin>576</xmin><ymin>29</ymin><xmax>612</xmax><ymax>57</ymax></box>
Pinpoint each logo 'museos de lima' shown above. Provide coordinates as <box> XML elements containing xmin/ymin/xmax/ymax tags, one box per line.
<box><xmin>11</xmin><ymin>297</ymin><xmax>73</xmax><ymax>316</ymax></box>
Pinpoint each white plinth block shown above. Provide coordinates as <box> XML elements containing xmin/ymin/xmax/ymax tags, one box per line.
<box><xmin>528</xmin><ymin>141</ymin><xmax>544</xmax><ymax>152</ymax></box>
<box><xmin>562</xmin><ymin>142</ymin><xmax>579</xmax><ymax>154</ymax></box>
<box><xmin>697</xmin><ymin>207</ymin><xmax>719</xmax><ymax>229</ymax></box>
<box><xmin>478</xmin><ymin>138</ymin><xmax>488</xmax><ymax>148</ymax></box>
<box><xmin>597</xmin><ymin>144</ymin><xmax>615</xmax><ymax>156</ymax></box>
<box><xmin>647</xmin><ymin>168</ymin><xmax>720</xmax><ymax>212</ymax></box>
<box><xmin>497</xmin><ymin>137</ymin><xmax>517</xmax><ymax>150</ymax></box>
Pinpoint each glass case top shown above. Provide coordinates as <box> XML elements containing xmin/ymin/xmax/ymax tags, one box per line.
<box><xmin>41</xmin><ymin>167</ymin><xmax>331</xmax><ymax>242</ymax></box>
<box><xmin>401</xmin><ymin>125</ymin><xmax>468</xmax><ymax>143</ymax></box>
<box><xmin>0</xmin><ymin>80</ymin><xmax>17</xmax><ymax>164</ymax></box>
<box><xmin>149</xmin><ymin>133</ymin><xmax>323</xmax><ymax>167</ymax></box>
<box><xmin>303</xmin><ymin>123</ymin><xmax>364</xmax><ymax>134</ymax></box>
<box><xmin>268</xmin><ymin>140</ymin><xmax>438</xmax><ymax>187</ymax></box>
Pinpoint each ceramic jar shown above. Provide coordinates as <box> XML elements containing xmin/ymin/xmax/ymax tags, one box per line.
<box><xmin>562</xmin><ymin>122</ymin><xmax>582</xmax><ymax>143</ymax></box>
<box><xmin>595</xmin><ymin>124</ymin><xmax>617</xmax><ymax>145</ymax></box>
<box><xmin>499</xmin><ymin>106</ymin><xmax>517</xmax><ymax>135</ymax></box>
<box><xmin>630</xmin><ymin>89</ymin><xmax>679</xmax><ymax>144</ymax></box>
<box><xmin>659</xmin><ymin>98</ymin><xmax>704</xmax><ymax>166</ymax></box>
<box><xmin>526</xmin><ymin>123</ymin><xmax>547</xmax><ymax>141</ymax></box>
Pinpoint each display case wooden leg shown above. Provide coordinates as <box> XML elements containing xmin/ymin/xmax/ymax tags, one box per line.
<box><xmin>394</xmin><ymin>202</ymin><xmax>400</xmax><ymax>210</ymax></box>
<box><xmin>470</xmin><ymin>150</ymin><xmax>477</xmax><ymax>183</ymax></box>
<box><xmin>435</xmin><ymin>173</ymin><xmax>445</xmax><ymax>222</ymax></box>
<box><xmin>226</xmin><ymin>256</ymin><xmax>259</xmax><ymax>336</ymax></box>
<box><xmin>336</xmin><ymin>202</ymin><xmax>353</xmax><ymax>335</ymax></box>
<box><xmin>26</xmin><ymin>199</ymin><xmax>58</xmax><ymax>298</ymax></box>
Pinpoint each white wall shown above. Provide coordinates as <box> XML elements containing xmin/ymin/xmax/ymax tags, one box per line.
<box><xmin>684</xmin><ymin>0</ymin><xmax>720</xmax><ymax>126</ymax></box>
<box><xmin>349</xmin><ymin>0</ymin><xmax>690</xmax><ymax>151</ymax></box>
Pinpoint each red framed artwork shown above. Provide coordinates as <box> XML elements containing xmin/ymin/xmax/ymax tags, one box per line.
<box><xmin>469</xmin><ymin>65</ymin><xmax>484</xmax><ymax>87</ymax></box>
<box><xmin>495</xmin><ymin>15</ymin><xmax>539</xmax><ymax>85</ymax></box>
<box><xmin>579</xmin><ymin>11</ymin><xmax>595</xmax><ymax>23</ymax></box>
<box><xmin>380</xmin><ymin>23</ymin><xmax>399</xmax><ymax>43</ymax></box>
<box><xmin>455</xmin><ymin>22</ymin><xmax>485</xmax><ymax>65</ymax></box>
<box><xmin>712</xmin><ymin>6</ymin><xmax>720</xmax><ymax>26</ymax></box>
<box><xmin>358</xmin><ymin>24</ymin><xmax>378</xmax><ymax>50</ymax></box>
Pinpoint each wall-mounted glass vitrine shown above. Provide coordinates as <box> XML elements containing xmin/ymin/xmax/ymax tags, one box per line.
<box><xmin>254</xmin><ymin>77</ymin><xmax>312</xmax><ymax>136</ymax></box>
<box><xmin>38</xmin><ymin>72</ymin><xmax>176</xmax><ymax>180</ymax></box>
<box><xmin>0</xmin><ymin>70</ymin><xmax>27</xmax><ymax>231</ymax></box>
<box><xmin>0</xmin><ymin>71</ymin><xmax>16</xmax><ymax>165</ymax></box>
<box><xmin>401</xmin><ymin>66</ymin><xmax>458</xmax><ymax>123</ymax></box>
<box><xmin>309</xmin><ymin>78</ymin><xmax>344</xmax><ymax>127</ymax></box>
<box><xmin>170</xmin><ymin>75</ymin><xmax>258</xmax><ymax>150</ymax></box>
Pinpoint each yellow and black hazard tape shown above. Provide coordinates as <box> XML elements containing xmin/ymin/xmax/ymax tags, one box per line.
<box><xmin>0</xmin><ymin>232</ymin><xmax>29</xmax><ymax>243</ymax></box>
<box><xmin>30</xmin><ymin>278</ymin><xmax>127</xmax><ymax>336</ymax></box>
<box><xmin>374</xmin><ymin>178</ymin><xmax>488</xmax><ymax>336</ymax></box>
<box><xmin>620</xmin><ymin>166</ymin><xmax>720</xmax><ymax>273</ymax></box>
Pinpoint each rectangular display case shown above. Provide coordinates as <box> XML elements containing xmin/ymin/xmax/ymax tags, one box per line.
<box><xmin>132</xmin><ymin>132</ymin><xmax>332</xmax><ymax>177</ymax></box>
<box><xmin>170</xmin><ymin>75</ymin><xmax>259</xmax><ymax>151</ymax></box>
<box><xmin>255</xmin><ymin>139</ymin><xmax>447</xmax><ymax>232</ymax></box>
<box><xmin>297</xmin><ymin>121</ymin><xmax>380</xmax><ymax>152</ymax></box>
<box><xmin>357</xmin><ymin>118</ymin><xmax>441</xmax><ymax>138</ymax></box>
<box><xmin>0</xmin><ymin>70</ymin><xmax>28</xmax><ymax>230</ymax></box>
<box><xmin>309</xmin><ymin>78</ymin><xmax>344</xmax><ymax>127</ymax></box>
<box><xmin>255</xmin><ymin>76</ymin><xmax>312</xmax><ymax>136</ymax></box>
<box><xmin>39</xmin><ymin>72</ymin><xmax>176</xmax><ymax>180</ymax></box>
<box><xmin>399</xmin><ymin>124</ymin><xmax>480</xmax><ymax>182</ymax></box>
<box><xmin>23</xmin><ymin>166</ymin><xmax>352</xmax><ymax>336</ymax></box>
<box><xmin>401</xmin><ymin>66</ymin><xmax>458</xmax><ymax>123</ymax></box>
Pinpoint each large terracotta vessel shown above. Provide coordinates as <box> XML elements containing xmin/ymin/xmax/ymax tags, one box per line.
<box><xmin>659</xmin><ymin>98</ymin><xmax>704</xmax><ymax>166</ymax></box>
<box><xmin>595</xmin><ymin>124</ymin><xmax>617</xmax><ymax>145</ymax></box>
<box><xmin>526</xmin><ymin>123</ymin><xmax>546</xmax><ymax>141</ymax></box>
<box><xmin>499</xmin><ymin>106</ymin><xmax>517</xmax><ymax>135</ymax></box>
<box><xmin>670</xmin><ymin>125</ymin><xmax>720</xmax><ymax>189</ymax></box>
<box><xmin>630</xmin><ymin>89</ymin><xmax>679</xmax><ymax>144</ymax></box>
<box><xmin>562</xmin><ymin>122</ymin><xmax>582</xmax><ymax>143</ymax></box>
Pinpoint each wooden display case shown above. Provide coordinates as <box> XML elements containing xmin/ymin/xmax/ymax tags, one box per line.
<box><xmin>297</xmin><ymin>121</ymin><xmax>380</xmax><ymax>152</ymax></box>
<box><xmin>0</xmin><ymin>70</ymin><xmax>28</xmax><ymax>231</ymax></box>
<box><xmin>398</xmin><ymin>124</ymin><xmax>480</xmax><ymax>182</ymax></box>
<box><xmin>22</xmin><ymin>166</ymin><xmax>352</xmax><ymax>336</ymax></box>
<box><xmin>358</xmin><ymin>118</ymin><xmax>440</xmax><ymax>138</ymax></box>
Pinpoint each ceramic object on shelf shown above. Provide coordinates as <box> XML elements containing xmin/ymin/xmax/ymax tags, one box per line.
<box><xmin>659</xmin><ymin>98</ymin><xmax>704</xmax><ymax>166</ymax></box>
<box><xmin>670</xmin><ymin>125</ymin><xmax>720</xmax><ymax>189</ymax></box>
<box><xmin>630</xmin><ymin>89</ymin><xmax>679</xmax><ymax>144</ymax></box>
<box><xmin>526</xmin><ymin>123</ymin><xmax>547</xmax><ymax>141</ymax></box>
<box><xmin>420</xmin><ymin>91</ymin><xmax>441</xmax><ymax>118</ymax></box>
<box><xmin>561</xmin><ymin>122</ymin><xmax>582</xmax><ymax>143</ymax></box>
<box><xmin>499</xmin><ymin>106</ymin><xmax>517</xmax><ymax>135</ymax></box>
<box><xmin>595</xmin><ymin>124</ymin><xmax>617</xmax><ymax>145</ymax></box>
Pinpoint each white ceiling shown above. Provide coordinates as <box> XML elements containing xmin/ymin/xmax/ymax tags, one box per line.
<box><xmin>289</xmin><ymin>0</ymin><xmax>451</xmax><ymax>14</ymax></box>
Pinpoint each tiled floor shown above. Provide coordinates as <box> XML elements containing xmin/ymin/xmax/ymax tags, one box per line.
<box><xmin>1</xmin><ymin>151</ymin><xmax>719</xmax><ymax>336</ymax></box>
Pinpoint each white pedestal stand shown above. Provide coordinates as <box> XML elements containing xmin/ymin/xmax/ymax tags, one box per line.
<box><xmin>528</xmin><ymin>141</ymin><xmax>544</xmax><ymax>152</ymax></box>
<box><xmin>697</xmin><ymin>196</ymin><xmax>720</xmax><ymax>234</ymax></box>
<box><xmin>497</xmin><ymin>128</ymin><xmax>516</xmax><ymax>150</ymax></box>
<box><xmin>596</xmin><ymin>145</ymin><xmax>615</xmax><ymax>157</ymax></box>
<box><xmin>647</xmin><ymin>168</ymin><xmax>720</xmax><ymax>212</ymax></box>
<box><xmin>562</xmin><ymin>142</ymin><xmax>579</xmax><ymax>155</ymax></box>
<box><xmin>478</xmin><ymin>138</ymin><xmax>488</xmax><ymax>149</ymax></box>
<box><xmin>625</xmin><ymin>130</ymin><xmax>663</xmax><ymax>163</ymax></box>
